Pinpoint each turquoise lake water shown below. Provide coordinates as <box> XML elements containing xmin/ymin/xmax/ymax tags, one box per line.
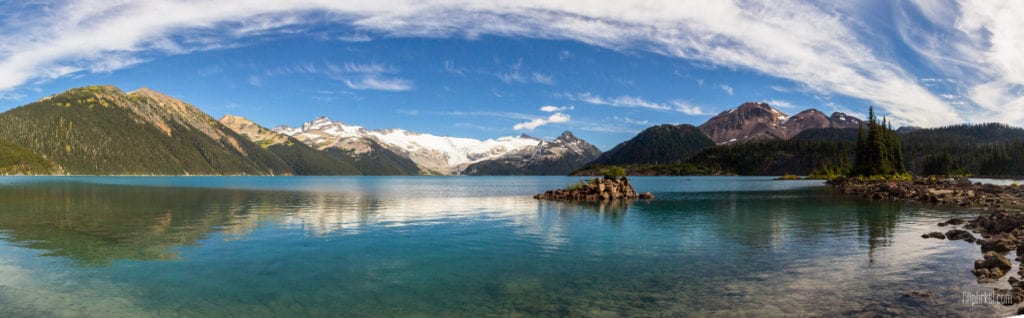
<box><xmin>0</xmin><ymin>176</ymin><xmax>1015</xmax><ymax>317</ymax></box>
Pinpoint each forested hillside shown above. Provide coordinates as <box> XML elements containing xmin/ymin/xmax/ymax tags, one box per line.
<box><xmin>0</xmin><ymin>137</ymin><xmax>58</xmax><ymax>175</ymax></box>
<box><xmin>0</xmin><ymin>86</ymin><xmax>291</xmax><ymax>175</ymax></box>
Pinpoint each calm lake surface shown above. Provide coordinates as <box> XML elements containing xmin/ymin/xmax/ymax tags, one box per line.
<box><xmin>0</xmin><ymin>176</ymin><xmax>1014</xmax><ymax>317</ymax></box>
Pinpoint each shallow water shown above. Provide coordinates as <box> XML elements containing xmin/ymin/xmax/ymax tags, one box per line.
<box><xmin>0</xmin><ymin>176</ymin><xmax>1014</xmax><ymax>317</ymax></box>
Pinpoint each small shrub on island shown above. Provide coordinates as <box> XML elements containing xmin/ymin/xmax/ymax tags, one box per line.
<box><xmin>600</xmin><ymin>166</ymin><xmax>626</xmax><ymax>179</ymax></box>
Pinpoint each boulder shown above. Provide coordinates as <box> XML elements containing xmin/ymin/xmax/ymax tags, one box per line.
<box><xmin>969</xmin><ymin>212</ymin><xmax>1024</xmax><ymax>234</ymax></box>
<box><xmin>945</xmin><ymin>229</ymin><xmax>976</xmax><ymax>243</ymax></box>
<box><xmin>980</xmin><ymin>233</ymin><xmax>1018</xmax><ymax>254</ymax></box>
<box><xmin>938</xmin><ymin>218</ymin><xmax>965</xmax><ymax>226</ymax></box>
<box><xmin>921</xmin><ymin>232</ymin><xmax>946</xmax><ymax>239</ymax></box>
<box><xmin>973</xmin><ymin>251</ymin><xmax>1013</xmax><ymax>282</ymax></box>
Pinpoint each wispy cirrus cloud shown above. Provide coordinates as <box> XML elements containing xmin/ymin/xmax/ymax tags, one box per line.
<box><xmin>442</xmin><ymin>60</ymin><xmax>464</xmax><ymax>75</ymax></box>
<box><xmin>718</xmin><ymin>84</ymin><xmax>734</xmax><ymax>96</ymax></box>
<box><xmin>613</xmin><ymin>116</ymin><xmax>650</xmax><ymax>126</ymax></box>
<box><xmin>531</xmin><ymin>72</ymin><xmax>554</xmax><ymax>85</ymax></box>
<box><xmin>897</xmin><ymin>0</ymin><xmax>1024</xmax><ymax>124</ymax></box>
<box><xmin>495</xmin><ymin>59</ymin><xmax>554</xmax><ymax>85</ymax></box>
<box><xmin>343</xmin><ymin>76</ymin><xmax>412</xmax><ymax>91</ymax></box>
<box><xmin>563</xmin><ymin>92</ymin><xmax>705</xmax><ymax>115</ymax></box>
<box><xmin>568</xmin><ymin>92</ymin><xmax>671</xmax><ymax>111</ymax></box>
<box><xmin>2</xmin><ymin>1</ymin><xmax>1023</xmax><ymax>126</ymax></box>
<box><xmin>260</xmin><ymin>61</ymin><xmax>413</xmax><ymax>91</ymax></box>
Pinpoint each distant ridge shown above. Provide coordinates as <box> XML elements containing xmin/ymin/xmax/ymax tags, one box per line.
<box><xmin>276</xmin><ymin>117</ymin><xmax>601</xmax><ymax>175</ymax></box>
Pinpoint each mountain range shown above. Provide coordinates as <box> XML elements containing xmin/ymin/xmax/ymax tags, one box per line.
<box><xmin>272</xmin><ymin>116</ymin><xmax>602</xmax><ymax>175</ymax></box>
<box><xmin>5</xmin><ymin>85</ymin><xmax>1023</xmax><ymax>177</ymax></box>
<box><xmin>0</xmin><ymin>86</ymin><xmax>601</xmax><ymax>175</ymax></box>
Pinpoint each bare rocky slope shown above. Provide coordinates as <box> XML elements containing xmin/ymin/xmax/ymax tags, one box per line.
<box><xmin>697</xmin><ymin>102</ymin><xmax>863</xmax><ymax>144</ymax></box>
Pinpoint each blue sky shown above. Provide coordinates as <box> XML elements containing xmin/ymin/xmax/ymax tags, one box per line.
<box><xmin>0</xmin><ymin>1</ymin><xmax>1020</xmax><ymax>150</ymax></box>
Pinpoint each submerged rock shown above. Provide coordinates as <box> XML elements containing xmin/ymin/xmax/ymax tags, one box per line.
<box><xmin>922</xmin><ymin>232</ymin><xmax>946</xmax><ymax>240</ymax></box>
<box><xmin>903</xmin><ymin>291</ymin><xmax>933</xmax><ymax>298</ymax></box>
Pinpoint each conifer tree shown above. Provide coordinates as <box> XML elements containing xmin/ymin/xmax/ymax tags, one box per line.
<box><xmin>851</xmin><ymin>106</ymin><xmax>906</xmax><ymax>176</ymax></box>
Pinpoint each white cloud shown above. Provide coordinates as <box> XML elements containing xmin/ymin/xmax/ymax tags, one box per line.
<box><xmin>343</xmin><ymin>76</ymin><xmax>413</xmax><ymax>91</ymax></box>
<box><xmin>718</xmin><ymin>84</ymin><xmax>734</xmax><ymax>95</ymax></box>
<box><xmin>539</xmin><ymin>105</ymin><xmax>573</xmax><ymax>112</ymax></box>
<box><xmin>495</xmin><ymin>61</ymin><xmax>552</xmax><ymax>85</ymax></box>
<box><xmin>613</xmin><ymin>116</ymin><xmax>649</xmax><ymax>126</ymax></box>
<box><xmin>569</xmin><ymin>92</ymin><xmax>670</xmax><ymax>111</ymax></box>
<box><xmin>396</xmin><ymin>109</ymin><xmax>419</xmax><ymax>115</ymax></box>
<box><xmin>497</xmin><ymin>72</ymin><xmax>525</xmax><ymax>84</ymax></box>
<box><xmin>263</xmin><ymin>61</ymin><xmax>412</xmax><ymax>91</ymax></box>
<box><xmin>899</xmin><ymin>0</ymin><xmax>1024</xmax><ymax>124</ymax></box>
<box><xmin>338</xmin><ymin>34</ymin><xmax>372</xmax><ymax>42</ymax></box>
<box><xmin>531</xmin><ymin>72</ymin><xmax>554</xmax><ymax>84</ymax></box>
<box><xmin>0</xmin><ymin>91</ymin><xmax>26</xmax><ymax>101</ymax></box>
<box><xmin>671</xmin><ymin>100</ymin><xmax>705</xmax><ymax>115</ymax></box>
<box><xmin>514</xmin><ymin>112</ymin><xmax>570</xmax><ymax>131</ymax></box>
<box><xmin>764</xmin><ymin>99</ymin><xmax>797</xmax><ymax>109</ymax></box>
<box><xmin>566</xmin><ymin>92</ymin><xmax>703</xmax><ymax>114</ymax></box>
<box><xmin>443</xmin><ymin>60</ymin><xmax>464</xmax><ymax>75</ymax></box>
<box><xmin>248</xmin><ymin>75</ymin><xmax>263</xmax><ymax>87</ymax></box>
<box><xmin>2</xmin><ymin>0</ymin><xmax>1020</xmax><ymax>126</ymax></box>
<box><xmin>337</xmin><ymin>62</ymin><xmax>393</xmax><ymax>74</ymax></box>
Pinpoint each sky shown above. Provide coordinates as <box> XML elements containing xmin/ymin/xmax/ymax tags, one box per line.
<box><xmin>0</xmin><ymin>1</ymin><xmax>1021</xmax><ymax>150</ymax></box>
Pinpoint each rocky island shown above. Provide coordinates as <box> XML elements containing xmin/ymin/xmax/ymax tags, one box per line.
<box><xmin>534</xmin><ymin>176</ymin><xmax>654</xmax><ymax>201</ymax></box>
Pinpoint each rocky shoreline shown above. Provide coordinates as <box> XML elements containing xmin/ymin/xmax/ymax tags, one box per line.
<box><xmin>831</xmin><ymin>177</ymin><xmax>1024</xmax><ymax>311</ymax></box>
<box><xmin>826</xmin><ymin>177</ymin><xmax>1024</xmax><ymax>209</ymax></box>
<box><xmin>919</xmin><ymin>211</ymin><xmax>1024</xmax><ymax>311</ymax></box>
<box><xmin>534</xmin><ymin>176</ymin><xmax>654</xmax><ymax>201</ymax></box>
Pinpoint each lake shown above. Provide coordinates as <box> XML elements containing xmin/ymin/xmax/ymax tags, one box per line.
<box><xmin>0</xmin><ymin>176</ymin><xmax>1014</xmax><ymax>317</ymax></box>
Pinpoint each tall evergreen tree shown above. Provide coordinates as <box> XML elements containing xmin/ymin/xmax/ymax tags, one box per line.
<box><xmin>852</xmin><ymin>106</ymin><xmax>906</xmax><ymax>176</ymax></box>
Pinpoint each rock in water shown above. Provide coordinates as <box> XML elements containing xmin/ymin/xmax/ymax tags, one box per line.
<box><xmin>973</xmin><ymin>251</ymin><xmax>1012</xmax><ymax>282</ymax></box>
<box><xmin>980</xmin><ymin>233</ymin><xmax>1017</xmax><ymax>254</ymax></box>
<box><xmin>534</xmin><ymin>176</ymin><xmax>652</xmax><ymax>201</ymax></box>
<box><xmin>945</xmin><ymin>229</ymin><xmax>976</xmax><ymax>242</ymax></box>
<box><xmin>938</xmin><ymin>218</ymin><xmax>966</xmax><ymax>226</ymax></box>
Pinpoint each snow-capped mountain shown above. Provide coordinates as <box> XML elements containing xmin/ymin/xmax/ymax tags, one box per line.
<box><xmin>463</xmin><ymin>131</ymin><xmax>602</xmax><ymax>175</ymax></box>
<box><xmin>274</xmin><ymin>117</ymin><xmax>599</xmax><ymax>175</ymax></box>
<box><xmin>697</xmin><ymin>102</ymin><xmax>864</xmax><ymax>144</ymax></box>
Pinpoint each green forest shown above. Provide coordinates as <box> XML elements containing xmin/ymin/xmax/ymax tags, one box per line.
<box><xmin>575</xmin><ymin>120</ymin><xmax>1024</xmax><ymax>178</ymax></box>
